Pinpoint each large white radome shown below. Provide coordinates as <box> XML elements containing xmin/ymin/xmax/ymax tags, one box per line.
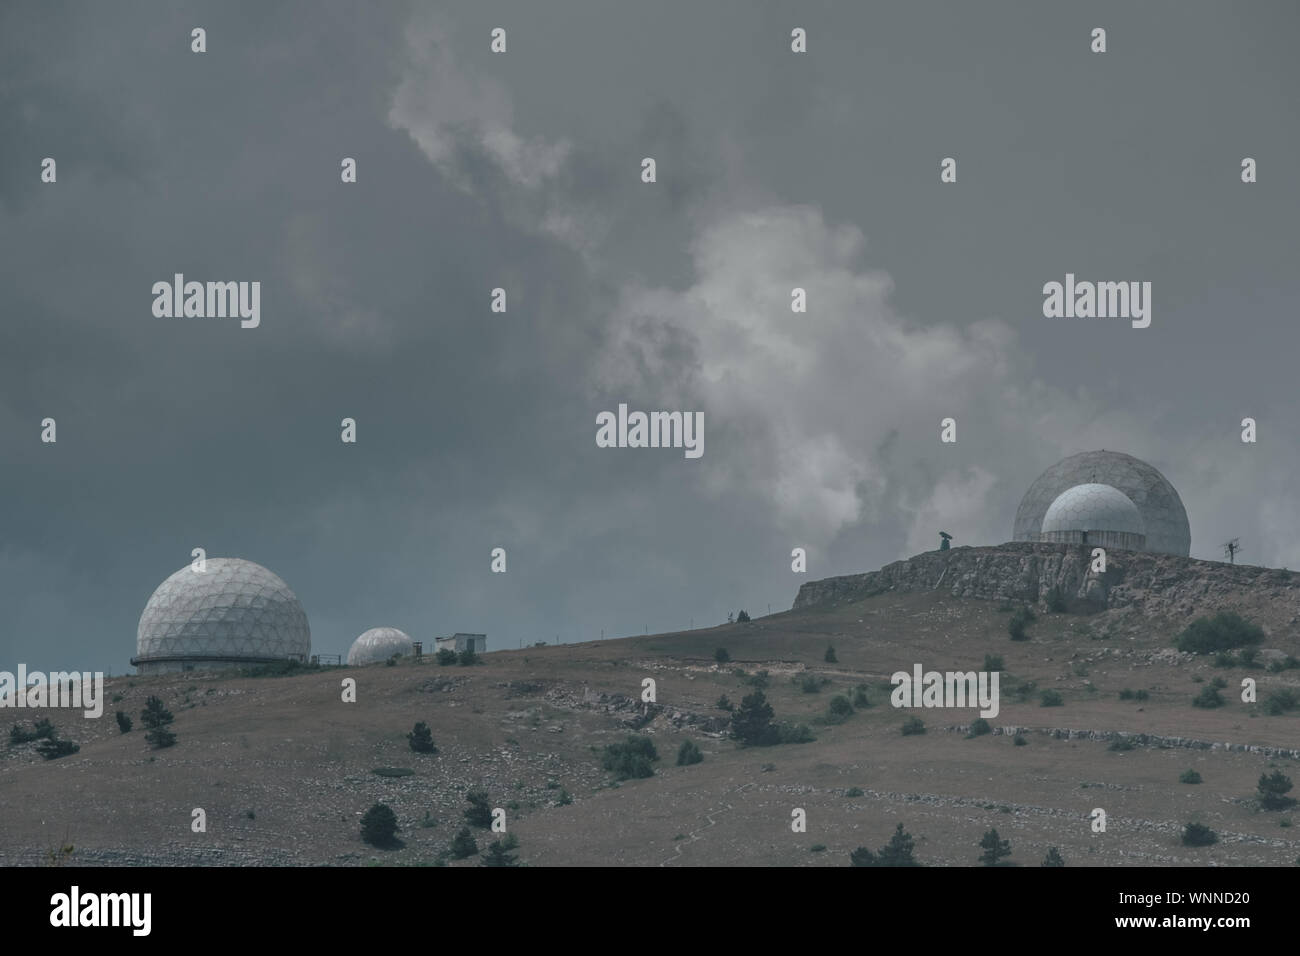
<box><xmin>348</xmin><ymin>627</ymin><xmax>414</xmax><ymax>666</ymax></box>
<box><xmin>134</xmin><ymin>558</ymin><xmax>311</xmax><ymax>674</ymax></box>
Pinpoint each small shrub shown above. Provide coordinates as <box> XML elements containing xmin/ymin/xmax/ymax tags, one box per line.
<box><xmin>449</xmin><ymin>827</ymin><xmax>477</xmax><ymax>859</ymax></box>
<box><xmin>458</xmin><ymin>648</ymin><xmax>478</xmax><ymax>666</ymax></box>
<box><xmin>852</xmin><ymin>685</ymin><xmax>870</xmax><ymax>708</ymax></box>
<box><xmin>777</xmin><ymin>723</ymin><xmax>816</xmax><ymax>744</ymax></box>
<box><xmin>825</xmin><ymin>695</ymin><xmax>854</xmax><ymax>724</ymax></box>
<box><xmin>1180</xmin><ymin>769</ymin><xmax>1203</xmax><ymax>784</ymax></box>
<box><xmin>602</xmin><ymin>736</ymin><xmax>659</xmax><ymax>779</ymax></box>
<box><xmin>1108</xmin><ymin>736</ymin><xmax>1136</xmax><ymax>752</ymax></box>
<box><xmin>850</xmin><ymin>823</ymin><xmax>919</xmax><ymax>867</ymax></box>
<box><xmin>1042</xmin><ymin>847</ymin><xmax>1065</xmax><ymax>867</ymax></box>
<box><xmin>979</xmin><ymin>828</ymin><xmax>1012</xmax><ymax>866</ymax></box>
<box><xmin>1181</xmin><ymin>822</ymin><xmax>1217</xmax><ymax>847</ymax></box>
<box><xmin>736</xmin><ymin>610</ymin><xmax>751</xmax><ymax>623</ymax></box>
<box><xmin>676</xmin><ymin>740</ymin><xmax>703</xmax><ymax>766</ymax></box>
<box><xmin>1135</xmin><ymin>689</ymin><xmax>1149</xmax><ymax>701</ymax></box>
<box><xmin>1258</xmin><ymin>771</ymin><xmax>1296</xmax><ymax>811</ymax></box>
<box><xmin>1046</xmin><ymin>586</ymin><xmax>1067</xmax><ymax>613</ymax></box>
<box><xmin>407</xmin><ymin>721</ymin><xmax>438</xmax><ymax>754</ymax></box>
<box><xmin>1213</xmin><ymin>651</ymin><xmax>1237</xmax><ymax>668</ymax></box>
<box><xmin>967</xmin><ymin>718</ymin><xmax>991</xmax><ymax>738</ymax></box>
<box><xmin>810</xmin><ymin>844</ymin><xmax>827</xmax><ymax>853</ymax></box>
<box><xmin>35</xmin><ymin>738</ymin><xmax>79</xmax><ymax>760</ymax></box>
<box><xmin>799</xmin><ymin>674</ymin><xmax>825</xmax><ymax>694</ymax></box>
<box><xmin>984</xmin><ymin>654</ymin><xmax>1004</xmax><ymax>671</ymax></box>
<box><xmin>1175</xmin><ymin>612</ymin><xmax>1265</xmax><ymax>654</ymax></box>
<box><xmin>385</xmin><ymin>654</ymin><xmax>398</xmax><ymax>667</ymax></box>
<box><xmin>436</xmin><ymin>649</ymin><xmax>457</xmax><ymax>665</ymax></box>
<box><xmin>746</xmin><ymin>670</ymin><xmax>770</xmax><ymax>690</ymax></box>
<box><xmin>115</xmin><ymin>711</ymin><xmax>132</xmax><ymax>734</ymax></box>
<box><xmin>464</xmin><ymin>789</ymin><xmax>495</xmax><ymax>828</ymax></box>
<box><xmin>716</xmin><ymin>694</ymin><xmax>733</xmax><ymax>711</ymax></box>
<box><xmin>145</xmin><ymin>727</ymin><xmax>176</xmax><ymax>750</ymax></box>
<box><xmin>1013</xmin><ymin>733</ymin><xmax>1027</xmax><ymax>746</ymax></box>
<box><xmin>824</xmin><ymin>644</ymin><xmax>837</xmax><ymax>663</ymax></box>
<box><xmin>360</xmin><ymin>803</ymin><xmax>398</xmax><ymax>847</ymax></box>
<box><xmin>420</xmin><ymin>811</ymin><xmax>437</xmax><ymax>828</ymax></box>
<box><xmin>714</xmin><ymin>647</ymin><xmax>730</xmax><ymax>663</ymax></box>
<box><xmin>1192</xmin><ymin>684</ymin><xmax>1225</xmax><ymax>709</ymax></box>
<box><xmin>1118</xmin><ymin>688</ymin><xmax>1135</xmax><ymax>700</ymax></box>
<box><xmin>731</xmin><ymin>691</ymin><xmax>778</xmax><ymax>746</ymax></box>
<box><xmin>901</xmin><ymin>716</ymin><xmax>926</xmax><ymax>736</ymax></box>
<box><xmin>9</xmin><ymin>723</ymin><xmax>38</xmax><ymax>744</ymax></box>
<box><xmin>371</xmin><ymin>767</ymin><xmax>415</xmax><ymax>778</ymax></box>
<box><xmin>1262</xmin><ymin>689</ymin><xmax>1300</xmax><ymax>716</ymax></box>
<box><xmin>845</xmin><ymin>786</ymin><xmax>864</xmax><ymax>798</ymax></box>
<box><xmin>1039</xmin><ymin>689</ymin><xmax>1063</xmax><ymax>707</ymax></box>
<box><xmin>481</xmin><ymin>838</ymin><xmax>521</xmax><ymax>867</ymax></box>
<box><xmin>557</xmin><ymin>789</ymin><xmax>573</xmax><ymax>806</ymax></box>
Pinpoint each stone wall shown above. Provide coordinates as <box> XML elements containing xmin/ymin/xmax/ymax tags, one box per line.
<box><xmin>793</xmin><ymin>542</ymin><xmax>1300</xmax><ymax>630</ymax></box>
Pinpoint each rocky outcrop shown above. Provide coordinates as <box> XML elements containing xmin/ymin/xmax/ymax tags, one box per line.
<box><xmin>793</xmin><ymin>542</ymin><xmax>1300</xmax><ymax>633</ymax></box>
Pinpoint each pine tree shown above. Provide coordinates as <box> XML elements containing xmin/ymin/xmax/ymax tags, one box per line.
<box><xmin>464</xmin><ymin>789</ymin><xmax>494</xmax><ymax>828</ymax></box>
<box><xmin>360</xmin><ymin>803</ymin><xmax>398</xmax><ymax>847</ymax></box>
<box><xmin>731</xmin><ymin>690</ymin><xmax>778</xmax><ymax>746</ymax></box>
<box><xmin>407</xmin><ymin>721</ymin><xmax>437</xmax><ymax>754</ymax></box>
<box><xmin>979</xmin><ymin>828</ymin><xmax>1012</xmax><ymax>866</ymax></box>
<box><xmin>450</xmin><ymin>827</ymin><xmax>477</xmax><ymax>859</ymax></box>
<box><xmin>1042</xmin><ymin>846</ymin><xmax>1065</xmax><ymax>867</ymax></box>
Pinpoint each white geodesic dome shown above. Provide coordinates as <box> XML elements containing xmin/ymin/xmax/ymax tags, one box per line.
<box><xmin>1042</xmin><ymin>483</ymin><xmax>1144</xmax><ymax>535</ymax></box>
<box><xmin>135</xmin><ymin>558</ymin><xmax>310</xmax><ymax>673</ymax></box>
<box><xmin>347</xmin><ymin>627</ymin><xmax>414</xmax><ymax>666</ymax></box>
<box><xmin>1013</xmin><ymin>450</ymin><xmax>1190</xmax><ymax>555</ymax></box>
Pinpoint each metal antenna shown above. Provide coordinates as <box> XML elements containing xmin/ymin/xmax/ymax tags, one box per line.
<box><xmin>1223</xmin><ymin>538</ymin><xmax>1241</xmax><ymax>564</ymax></box>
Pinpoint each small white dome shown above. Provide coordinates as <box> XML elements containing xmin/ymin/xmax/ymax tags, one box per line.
<box><xmin>348</xmin><ymin>627</ymin><xmax>414</xmax><ymax>666</ymax></box>
<box><xmin>1042</xmin><ymin>483</ymin><xmax>1145</xmax><ymax>536</ymax></box>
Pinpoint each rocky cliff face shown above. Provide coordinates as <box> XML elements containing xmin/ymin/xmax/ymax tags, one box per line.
<box><xmin>794</xmin><ymin>543</ymin><xmax>1300</xmax><ymax>636</ymax></box>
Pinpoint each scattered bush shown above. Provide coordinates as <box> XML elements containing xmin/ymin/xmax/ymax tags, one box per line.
<box><xmin>407</xmin><ymin>721</ymin><xmax>438</xmax><ymax>754</ymax></box>
<box><xmin>967</xmin><ymin>718</ymin><xmax>991</xmax><ymax>738</ymax></box>
<box><xmin>35</xmin><ymin>738</ymin><xmax>79</xmax><ymax>760</ymax></box>
<box><xmin>481</xmin><ymin>837</ymin><xmax>520</xmax><ymax>867</ymax></box>
<box><xmin>360</xmin><ymin>803</ymin><xmax>398</xmax><ymax>847</ymax></box>
<box><xmin>464</xmin><ymin>789</ymin><xmax>495</xmax><ymax>828</ymax></box>
<box><xmin>825</xmin><ymin>695</ymin><xmax>854</xmax><ymax>724</ymax></box>
<box><xmin>1262</xmin><ymin>689</ymin><xmax>1300</xmax><ymax>716</ymax></box>
<box><xmin>850</xmin><ymin>823</ymin><xmax>919</xmax><ymax>867</ymax></box>
<box><xmin>777</xmin><ymin>723</ymin><xmax>816</xmax><ymax>744</ymax></box>
<box><xmin>115</xmin><ymin>711</ymin><xmax>132</xmax><ymax>734</ymax></box>
<box><xmin>1258</xmin><ymin>771</ymin><xmax>1296</xmax><ymax>811</ymax></box>
<box><xmin>1192</xmin><ymin>684</ymin><xmax>1225</xmax><ymax>709</ymax></box>
<box><xmin>1181</xmin><ymin>822</ymin><xmax>1217</xmax><ymax>847</ymax></box>
<box><xmin>601</xmin><ymin>736</ymin><xmax>659</xmax><ymax>778</ymax></box>
<box><xmin>1174</xmin><ymin>612</ymin><xmax>1265</xmax><ymax>655</ymax></box>
<box><xmin>449</xmin><ymin>827</ymin><xmax>478</xmax><ymax>859</ymax></box>
<box><xmin>714</xmin><ymin>647</ymin><xmax>730</xmax><ymax>663</ymax></box>
<box><xmin>979</xmin><ymin>828</ymin><xmax>1012</xmax><ymax>866</ymax></box>
<box><xmin>676</xmin><ymin>740</ymin><xmax>703</xmax><ymax>766</ymax></box>
<box><xmin>824</xmin><ymin>644</ymin><xmax>837</xmax><ymax>663</ymax></box>
<box><xmin>1180</xmin><ymin>769</ymin><xmax>1203</xmax><ymax>784</ymax></box>
<box><xmin>798</xmin><ymin>674</ymin><xmax>829</xmax><ymax>693</ymax></box>
<box><xmin>1042</xmin><ymin>847</ymin><xmax>1065</xmax><ymax>867</ymax></box>
<box><xmin>1108</xmin><ymin>736</ymin><xmax>1136</xmax><ymax>752</ymax></box>
<box><xmin>731</xmin><ymin>691</ymin><xmax>778</xmax><ymax>746</ymax></box>
<box><xmin>901</xmin><ymin>716</ymin><xmax>926</xmax><ymax>736</ymax></box>
<box><xmin>1008</xmin><ymin>607</ymin><xmax>1034</xmax><ymax>641</ymax></box>
<box><xmin>1040</xmin><ymin>689</ymin><xmax>1063</xmax><ymax>707</ymax></box>
<box><xmin>1046</xmin><ymin>586</ymin><xmax>1068</xmax><ymax>613</ymax></box>
<box><xmin>436</xmin><ymin>649</ymin><xmax>457</xmax><ymax>665</ymax></box>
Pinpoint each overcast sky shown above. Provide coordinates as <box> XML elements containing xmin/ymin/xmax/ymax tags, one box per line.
<box><xmin>3</xmin><ymin>1</ymin><xmax>1298</xmax><ymax>673</ymax></box>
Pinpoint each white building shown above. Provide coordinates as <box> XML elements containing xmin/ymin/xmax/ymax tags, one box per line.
<box><xmin>434</xmin><ymin>633</ymin><xmax>487</xmax><ymax>654</ymax></box>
